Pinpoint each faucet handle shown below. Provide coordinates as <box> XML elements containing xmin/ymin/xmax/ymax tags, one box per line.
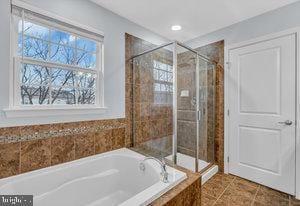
<box><xmin>161</xmin><ymin>158</ymin><xmax>167</xmax><ymax>169</ymax></box>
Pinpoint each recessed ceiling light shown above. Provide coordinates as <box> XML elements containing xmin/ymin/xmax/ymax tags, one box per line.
<box><xmin>171</xmin><ymin>25</ymin><xmax>181</xmax><ymax>31</ymax></box>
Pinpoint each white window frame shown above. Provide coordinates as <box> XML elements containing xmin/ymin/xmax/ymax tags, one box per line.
<box><xmin>5</xmin><ymin>0</ymin><xmax>106</xmax><ymax>118</ymax></box>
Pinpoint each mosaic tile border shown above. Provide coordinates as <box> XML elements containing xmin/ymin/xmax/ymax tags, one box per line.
<box><xmin>0</xmin><ymin>123</ymin><xmax>126</xmax><ymax>144</ymax></box>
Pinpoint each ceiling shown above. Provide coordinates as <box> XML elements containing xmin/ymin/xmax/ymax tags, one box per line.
<box><xmin>91</xmin><ymin>0</ymin><xmax>299</xmax><ymax>42</ymax></box>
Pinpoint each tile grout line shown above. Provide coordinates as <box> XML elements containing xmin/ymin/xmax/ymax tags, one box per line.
<box><xmin>212</xmin><ymin>177</ymin><xmax>236</xmax><ymax>205</ymax></box>
<box><xmin>202</xmin><ymin>191</ymin><xmax>219</xmax><ymax>202</ymax></box>
<box><xmin>250</xmin><ymin>185</ymin><xmax>260</xmax><ymax>206</ymax></box>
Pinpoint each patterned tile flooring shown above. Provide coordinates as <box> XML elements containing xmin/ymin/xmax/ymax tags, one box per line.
<box><xmin>202</xmin><ymin>173</ymin><xmax>300</xmax><ymax>206</ymax></box>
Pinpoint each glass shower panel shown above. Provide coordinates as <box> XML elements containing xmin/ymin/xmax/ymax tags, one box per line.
<box><xmin>198</xmin><ymin>58</ymin><xmax>215</xmax><ymax>168</ymax></box>
<box><xmin>203</xmin><ymin>61</ymin><xmax>216</xmax><ymax>164</ymax></box>
<box><xmin>131</xmin><ymin>45</ymin><xmax>174</xmax><ymax>160</ymax></box>
<box><xmin>175</xmin><ymin>45</ymin><xmax>199</xmax><ymax>172</ymax></box>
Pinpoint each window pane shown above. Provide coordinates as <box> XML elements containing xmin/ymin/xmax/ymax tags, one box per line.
<box><xmin>51</xmin><ymin>68</ymin><xmax>75</xmax><ymax>88</ymax></box>
<box><xmin>51</xmin><ymin>87</ymin><xmax>75</xmax><ymax>105</ymax></box>
<box><xmin>167</xmin><ymin>94</ymin><xmax>173</xmax><ymax>104</ymax></box>
<box><xmin>51</xmin><ymin>30</ymin><xmax>75</xmax><ymax>46</ymax></box>
<box><xmin>153</xmin><ymin>60</ymin><xmax>159</xmax><ymax>69</ymax></box>
<box><xmin>21</xmin><ymin>64</ymin><xmax>50</xmax><ymax>86</ymax></box>
<box><xmin>18</xmin><ymin>33</ymin><xmax>22</xmax><ymax>56</ymax></box>
<box><xmin>76</xmin><ymin>51</ymin><xmax>96</xmax><ymax>69</ymax></box>
<box><xmin>23</xmin><ymin>36</ymin><xmax>49</xmax><ymax>60</ymax></box>
<box><xmin>153</xmin><ymin>69</ymin><xmax>159</xmax><ymax>80</ymax></box>
<box><xmin>158</xmin><ymin>70</ymin><xmax>167</xmax><ymax>81</ymax></box>
<box><xmin>77</xmin><ymin>37</ymin><xmax>97</xmax><ymax>52</ymax></box>
<box><xmin>21</xmin><ymin>85</ymin><xmax>49</xmax><ymax>105</ymax></box>
<box><xmin>50</xmin><ymin>44</ymin><xmax>75</xmax><ymax>65</ymax></box>
<box><xmin>167</xmin><ymin>73</ymin><xmax>173</xmax><ymax>82</ymax></box>
<box><xmin>154</xmin><ymin>83</ymin><xmax>160</xmax><ymax>91</ymax></box>
<box><xmin>167</xmin><ymin>85</ymin><xmax>173</xmax><ymax>92</ymax></box>
<box><xmin>77</xmin><ymin>72</ymin><xmax>96</xmax><ymax>89</ymax></box>
<box><xmin>77</xmin><ymin>89</ymin><xmax>95</xmax><ymax>104</ymax></box>
<box><xmin>154</xmin><ymin>93</ymin><xmax>163</xmax><ymax>104</ymax></box>
<box><xmin>161</xmin><ymin>84</ymin><xmax>167</xmax><ymax>92</ymax></box>
<box><xmin>15</xmin><ymin>18</ymin><xmax>100</xmax><ymax>106</ymax></box>
<box><xmin>24</xmin><ymin>21</ymin><xmax>49</xmax><ymax>40</ymax></box>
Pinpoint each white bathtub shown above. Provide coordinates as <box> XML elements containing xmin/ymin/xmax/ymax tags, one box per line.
<box><xmin>0</xmin><ymin>148</ymin><xmax>186</xmax><ymax>206</ymax></box>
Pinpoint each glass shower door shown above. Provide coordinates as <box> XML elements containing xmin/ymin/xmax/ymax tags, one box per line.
<box><xmin>175</xmin><ymin>44</ymin><xmax>200</xmax><ymax>172</ymax></box>
<box><xmin>131</xmin><ymin>44</ymin><xmax>174</xmax><ymax>160</ymax></box>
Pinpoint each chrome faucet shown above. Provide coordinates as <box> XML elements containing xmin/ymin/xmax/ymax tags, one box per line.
<box><xmin>139</xmin><ymin>157</ymin><xmax>169</xmax><ymax>183</ymax></box>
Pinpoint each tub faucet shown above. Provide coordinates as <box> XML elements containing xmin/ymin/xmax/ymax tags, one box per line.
<box><xmin>140</xmin><ymin>157</ymin><xmax>169</xmax><ymax>183</ymax></box>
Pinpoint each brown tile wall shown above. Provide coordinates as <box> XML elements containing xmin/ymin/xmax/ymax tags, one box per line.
<box><xmin>0</xmin><ymin>119</ymin><xmax>126</xmax><ymax>178</ymax></box>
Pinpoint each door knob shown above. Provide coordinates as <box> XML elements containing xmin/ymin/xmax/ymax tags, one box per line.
<box><xmin>278</xmin><ymin>120</ymin><xmax>293</xmax><ymax>125</ymax></box>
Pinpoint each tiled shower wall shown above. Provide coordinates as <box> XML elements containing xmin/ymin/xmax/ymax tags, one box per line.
<box><xmin>0</xmin><ymin>119</ymin><xmax>126</xmax><ymax>178</ymax></box>
<box><xmin>125</xmin><ymin>34</ymin><xmax>173</xmax><ymax>156</ymax></box>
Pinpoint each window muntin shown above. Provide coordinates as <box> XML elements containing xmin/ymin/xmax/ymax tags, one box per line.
<box><xmin>153</xmin><ymin>60</ymin><xmax>173</xmax><ymax>105</ymax></box>
<box><xmin>13</xmin><ymin>13</ymin><xmax>102</xmax><ymax>107</ymax></box>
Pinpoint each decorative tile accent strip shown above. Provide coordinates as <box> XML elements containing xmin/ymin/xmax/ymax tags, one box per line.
<box><xmin>0</xmin><ymin>119</ymin><xmax>127</xmax><ymax>178</ymax></box>
<box><xmin>0</xmin><ymin>123</ymin><xmax>126</xmax><ymax>144</ymax></box>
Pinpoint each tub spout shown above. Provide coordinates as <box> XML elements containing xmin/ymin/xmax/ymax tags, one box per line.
<box><xmin>140</xmin><ymin>157</ymin><xmax>169</xmax><ymax>183</ymax></box>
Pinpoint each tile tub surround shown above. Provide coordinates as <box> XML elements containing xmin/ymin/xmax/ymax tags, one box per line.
<box><xmin>0</xmin><ymin>118</ymin><xmax>126</xmax><ymax>178</ymax></box>
<box><xmin>150</xmin><ymin>165</ymin><xmax>201</xmax><ymax>206</ymax></box>
<box><xmin>202</xmin><ymin>173</ymin><xmax>300</xmax><ymax>206</ymax></box>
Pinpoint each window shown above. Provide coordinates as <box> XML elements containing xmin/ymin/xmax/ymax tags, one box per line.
<box><xmin>11</xmin><ymin>5</ymin><xmax>104</xmax><ymax>109</ymax></box>
<box><xmin>153</xmin><ymin>60</ymin><xmax>173</xmax><ymax>105</ymax></box>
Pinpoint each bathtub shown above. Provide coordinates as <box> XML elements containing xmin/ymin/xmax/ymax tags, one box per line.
<box><xmin>0</xmin><ymin>148</ymin><xmax>187</xmax><ymax>206</ymax></box>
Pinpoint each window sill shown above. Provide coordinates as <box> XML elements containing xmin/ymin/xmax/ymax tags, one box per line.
<box><xmin>3</xmin><ymin>106</ymin><xmax>107</xmax><ymax>118</ymax></box>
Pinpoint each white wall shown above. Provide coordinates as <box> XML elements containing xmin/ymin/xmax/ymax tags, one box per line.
<box><xmin>0</xmin><ymin>0</ymin><xmax>169</xmax><ymax>127</ymax></box>
<box><xmin>185</xmin><ymin>1</ymin><xmax>300</xmax><ymax>48</ymax></box>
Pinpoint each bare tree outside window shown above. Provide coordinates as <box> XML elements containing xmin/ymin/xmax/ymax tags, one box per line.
<box><xmin>17</xmin><ymin>20</ymin><xmax>98</xmax><ymax>106</ymax></box>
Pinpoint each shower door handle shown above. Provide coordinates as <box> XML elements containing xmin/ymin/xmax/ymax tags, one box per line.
<box><xmin>278</xmin><ymin>120</ymin><xmax>293</xmax><ymax>126</ymax></box>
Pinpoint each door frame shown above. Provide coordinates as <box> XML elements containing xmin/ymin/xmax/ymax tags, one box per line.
<box><xmin>224</xmin><ymin>27</ymin><xmax>300</xmax><ymax>199</ymax></box>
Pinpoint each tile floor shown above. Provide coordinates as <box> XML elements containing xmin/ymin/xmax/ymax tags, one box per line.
<box><xmin>202</xmin><ymin>173</ymin><xmax>300</xmax><ymax>206</ymax></box>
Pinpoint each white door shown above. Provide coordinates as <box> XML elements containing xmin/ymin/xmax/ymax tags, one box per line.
<box><xmin>228</xmin><ymin>34</ymin><xmax>296</xmax><ymax>194</ymax></box>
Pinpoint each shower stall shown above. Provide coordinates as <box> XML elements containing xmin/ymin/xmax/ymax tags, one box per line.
<box><xmin>130</xmin><ymin>41</ymin><xmax>216</xmax><ymax>173</ymax></box>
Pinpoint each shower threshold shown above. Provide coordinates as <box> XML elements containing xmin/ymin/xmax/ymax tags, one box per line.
<box><xmin>166</xmin><ymin>153</ymin><xmax>218</xmax><ymax>184</ymax></box>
